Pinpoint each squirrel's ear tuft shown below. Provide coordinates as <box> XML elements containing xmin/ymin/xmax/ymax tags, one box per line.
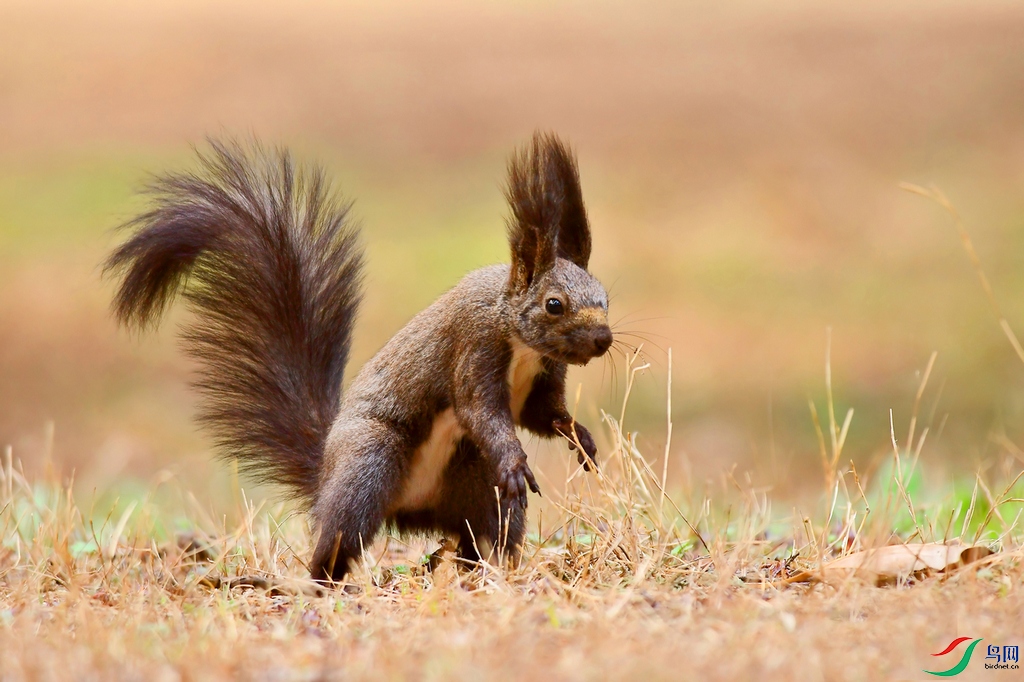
<box><xmin>546</xmin><ymin>136</ymin><xmax>591</xmax><ymax>270</ymax></box>
<box><xmin>505</xmin><ymin>132</ymin><xmax>591</xmax><ymax>293</ymax></box>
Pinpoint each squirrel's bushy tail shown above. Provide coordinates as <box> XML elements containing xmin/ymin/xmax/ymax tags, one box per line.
<box><xmin>105</xmin><ymin>140</ymin><xmax>363</xmax><ymax>501</ymax></box>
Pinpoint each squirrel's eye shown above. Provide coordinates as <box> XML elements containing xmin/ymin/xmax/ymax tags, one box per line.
<box><xmin>545</xmin><ymin>298</ymin><xmax>564</xmax><ymax>315</ymax></box>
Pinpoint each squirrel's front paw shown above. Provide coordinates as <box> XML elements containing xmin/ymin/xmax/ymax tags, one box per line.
<box><xmin>554</xmin><ymin>418</ymin><xmax>598</xmax><ymax>472</ymax></box>
<box><xmin>497</xmin><ymin>458</ymin><xmax>541</xmax><ymax>510</ymax></box>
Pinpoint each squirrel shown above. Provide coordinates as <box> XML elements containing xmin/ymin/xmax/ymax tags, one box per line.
<box><xmin>105</xmin><ymin>133</ymin><xmax>612</xmax><ymax>583</ymax></box>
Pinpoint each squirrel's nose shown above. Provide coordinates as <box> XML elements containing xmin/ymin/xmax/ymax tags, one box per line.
<box><xmin>591</xmin><ymin>327</ymin><xmax>613</xmax><ymax>356</ymax></box>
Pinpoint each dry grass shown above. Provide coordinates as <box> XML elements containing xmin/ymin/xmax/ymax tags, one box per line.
<box><xmin>2</xmin><ymin>352</ymin><xmax>1021</xmax><ymax>681</ymax></box>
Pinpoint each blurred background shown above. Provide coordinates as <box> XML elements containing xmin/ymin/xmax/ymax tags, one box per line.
<box><xmin>2</xmin><ymin>0</ymin><xmax>1024</xmax><ymax>511</ymax></box>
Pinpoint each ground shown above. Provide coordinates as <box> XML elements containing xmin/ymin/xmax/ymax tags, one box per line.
<box><xmin>3</xmin><ymin>378</ymin><xmax>1022</xmax><ymax>680</ymax></box>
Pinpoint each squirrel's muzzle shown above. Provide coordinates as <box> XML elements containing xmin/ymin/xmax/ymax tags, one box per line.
<box><xmin>571</xmin><ymin>307</ymin><xmax>612</xmax><ymax>362</ymax></box>
<box><xmin>591</xmin><ymin>326</ymin><xmax>613</xmax><ymax>356</ymax></box>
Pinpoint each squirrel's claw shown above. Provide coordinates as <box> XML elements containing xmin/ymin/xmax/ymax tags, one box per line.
<box><xmin>554</xmin><ymin>418</ymin><xmax>598</xmax><ymax>472</ymax></box>
<box><xmin>498</xmin><ymin>458</ymin><xmax>541</xmax><ymax>510</ymax></box>
<box><xmin>524</xmin><ymin>465</ymin><xmax>541</xmax><ymax>496</ymax></box>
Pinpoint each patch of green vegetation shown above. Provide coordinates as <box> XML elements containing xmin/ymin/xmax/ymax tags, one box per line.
<box><xmin>0</xmin><ymin>155</ymin><xmax>158</xmax><ymax>258</ymax></box>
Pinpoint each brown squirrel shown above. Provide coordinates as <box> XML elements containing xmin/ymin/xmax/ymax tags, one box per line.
<box><xmin>106</xmin><ymin>133</ymin><xmax>612</xmax><ymax>582</ymax></box>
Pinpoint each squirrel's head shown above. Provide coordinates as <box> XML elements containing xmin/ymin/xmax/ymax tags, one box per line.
<box><xmin>504</xmin><ymin>133</ymin><xmax>612</xmax><ymax>366</ymax></box>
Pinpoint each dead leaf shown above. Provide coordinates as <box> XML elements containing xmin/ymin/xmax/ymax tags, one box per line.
<box><xmin>427</xmin><ymin>538</ymin><xmax>460</xmax><ymax>591</ymax></box>
<box><xmin>784</xmin><ymin>542</ymin><xmax>994</xmax><ymax>586</ymax></box>
<box><xmin>196</xmin><ymin>573</ymin><xmax>325</xmax><ymax>597</ymax></box>
<box><xmin>156</xmin><ymin>531</ymin><xmax>215</xmax><ymax>563</ymax></box>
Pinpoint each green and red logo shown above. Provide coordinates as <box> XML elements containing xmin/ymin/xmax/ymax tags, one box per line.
<box><xmin>925</xmin><ymin>637</ymin><xmax>983</xmax><ymax>677</ymax></box>
<box><xmin>925</xmin><ymin>637</ymin><xmax>1019</xmax><ymax>676</ymax></box>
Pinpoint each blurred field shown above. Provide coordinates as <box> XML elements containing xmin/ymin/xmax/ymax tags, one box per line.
<box><xmin>2</xmin><ymin>1</ymin><xmax>1024</xmax><ymax>678</ymax></box>
<box><xmin>3</xmin><ymin>0</ymin><xmax>1024</xmax><ymax>499</ymax></box>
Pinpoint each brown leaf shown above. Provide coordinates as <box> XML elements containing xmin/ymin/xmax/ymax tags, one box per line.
<box><xmin>785</xmin><ymin>542</ymin><xmax>994</xmax><ymax>586</ymax></box>
<box><xmin>195</xmin><ymin>573</ymin><xmax>325</xmax><ymax>597</ymax></box>
<box><xmin>156</xmin><ymin>531</ymin><xmax>215</xmax><ymax>564</ymax></box>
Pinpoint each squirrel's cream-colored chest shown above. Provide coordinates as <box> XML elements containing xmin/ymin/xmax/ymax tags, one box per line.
<box><xmin>391</xmin><ymin>339</ymin><xmax>543</xmax><ymax>512</ymax></box>
<box><xmin>506</xmin><ymin>337</ymin><xmax>544</xmax><ymax>422</ymax></box>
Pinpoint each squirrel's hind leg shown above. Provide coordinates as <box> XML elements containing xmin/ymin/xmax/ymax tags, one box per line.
<box><xmin>436</xmin><ymin>439</ymin><xmax>527</xmax><ymax>568</ymax></box>
<box><xmin>310</xmin><ymin>420</ymin><xmax>407</xmax><ymax>583</ymax></box>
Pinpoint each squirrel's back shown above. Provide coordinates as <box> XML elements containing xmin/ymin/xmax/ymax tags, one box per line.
<box><xmin>341</xmin><ymin>264</ymin><xmax>511</xmax><ymax>416</ymax></box>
